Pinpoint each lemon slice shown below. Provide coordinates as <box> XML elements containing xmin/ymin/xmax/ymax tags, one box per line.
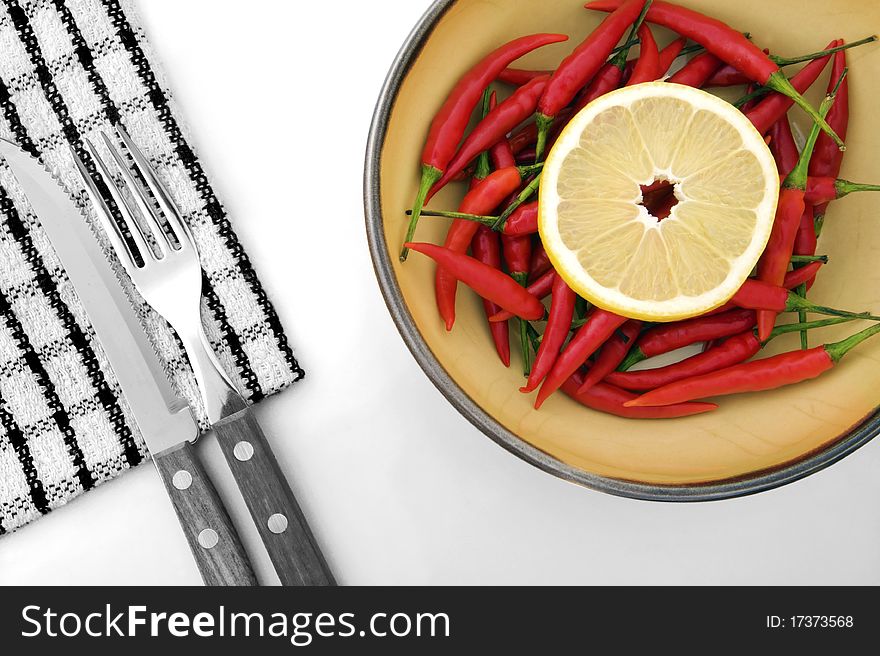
<box><xmin>539</xmin><ymin>82</ymin><xmax>779</xmax><ymax>322</ymax></box>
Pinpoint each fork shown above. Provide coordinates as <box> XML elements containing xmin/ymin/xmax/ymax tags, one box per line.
<box><xmin>71</xmin><ymin>125</ymin><xmax>335</xmax><ymax>586</ymax></box>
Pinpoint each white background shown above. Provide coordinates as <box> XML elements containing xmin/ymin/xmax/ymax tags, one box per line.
<box><xmin>1</xmin><ymin>0</ymin><xmax>879</xmax><ymax>585</ymax></box>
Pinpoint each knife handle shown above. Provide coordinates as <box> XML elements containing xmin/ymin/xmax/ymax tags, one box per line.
<box><xmin>213</xmin><ymin>407</ymin><xmax>336</xmax><ymax>586</ymax></box>
<box><xmin>154</xmin><ymin>441</ymin><xmax>258</xmax><ymax>586</ymax></box>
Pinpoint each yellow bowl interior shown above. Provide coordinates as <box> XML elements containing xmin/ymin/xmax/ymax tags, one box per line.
<box><xmin>378</xmin><ymin>0</ymin><xmax>880</xmax><ymax>486</ymax></box>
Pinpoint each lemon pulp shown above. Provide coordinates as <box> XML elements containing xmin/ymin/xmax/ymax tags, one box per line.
<box><xmin>539</xmin><ymin>82</ymin><xmax>779</xmax><ymax>322</ymax></box>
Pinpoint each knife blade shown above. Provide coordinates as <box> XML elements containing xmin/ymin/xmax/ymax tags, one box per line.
<box><xmin>0</xmin><ymin>139</ymin><xmax>256</xmax><ymax>585</ymax></box>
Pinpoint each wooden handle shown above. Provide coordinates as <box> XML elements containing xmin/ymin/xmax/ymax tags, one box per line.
<box><xmin>153</xmin><ymin>442</ymin><xmax>258</xmax><ymax>586</ymax></box>
<box><xmin>213</xmin><ymin>408</ymin><xmax>336</xmax><ymax>586</ymax></box>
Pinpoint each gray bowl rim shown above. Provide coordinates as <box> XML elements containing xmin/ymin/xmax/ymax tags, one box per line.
<box><xmin>362</xmin><ymin>0</ymin><xmax>880</xmax><ymax>502</ymax></box>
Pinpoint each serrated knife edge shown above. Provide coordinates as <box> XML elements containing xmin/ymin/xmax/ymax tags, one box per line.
<box><xmin>0</xmin><ymin>139</ymin><xmax>197</xmax><ymax>453</ymax></box>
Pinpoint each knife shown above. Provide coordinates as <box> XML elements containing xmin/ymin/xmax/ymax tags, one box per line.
<box><xmin>0</xmin><ymin>139</ymin><xmax>257</xmax><ymax>586</ymax></box>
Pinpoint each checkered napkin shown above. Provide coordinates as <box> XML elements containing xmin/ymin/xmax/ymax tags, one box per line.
<box><xmin>0</xmin><ymin>0</ymin><xmax>302</xmax><ymax>534</ymax></box>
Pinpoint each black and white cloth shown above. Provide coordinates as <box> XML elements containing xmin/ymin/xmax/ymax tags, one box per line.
<box><xmin>0</xmin><ymin>0</ymin><xmax>302</xmax><ymax>534</ymax></box>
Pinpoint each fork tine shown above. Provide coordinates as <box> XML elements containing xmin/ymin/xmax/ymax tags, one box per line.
<box><xmin>115</xmin><ymin>124</ymin><xmax>197</xmax><ymax>252</ymax></box>
<box><xmin>68</xmin><ymin>143</ymin><xmax>141</xmax><ymax>273</ymax></box>
<box><xmin>84</xmin><ymin>137</ymin><xmax>156</xmax><ymax>264</ymax></box>
<box><xmin>99</xmin><ymin>132</ymin><xmax>171</xmax><ymax>256</ymax></box>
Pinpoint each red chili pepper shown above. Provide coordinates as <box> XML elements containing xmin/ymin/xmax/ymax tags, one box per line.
<box><xmin>561</xmin><ymin>372</ymin><xmax>717</xmax><ymax>418</ymax></box>
<box><xmin>756</xmin><ymin>192</ymin><xmax>806</xmax><ymax>339</ymax></box>
<box><xmin>491</xmin><ymin>141</ymin><xmax>517</xmax><ymax>170</ymax></box>
<box><xmin>585</xmin><ymin>1</ymin><xmax>844</xmax><ymax>147</ymax></box>
<box><xmin>434</xmin><ymin>166</ymin><xmax>530</xmax><ymax>330</ymax></box>
<box><xmin>809</xmin><ymin>48</ymin><xmax>850</xmax><ymax>235</ymax></box>
<box><xmin>534</xmin><ymin>309</ymin><xmax>627</xmax><ymax>409</ymax></box>
<box><xmin>471</xmin><ymin>227</ymin><xmax>511</xmax><ymax>367</ymax></box>
<box><xmin>696</xmin><ymin>262</ymin><xmax>825</xmax><ymax>314</ymax></box>
<box><xmin>657</xmin><ymin>37</ymin><xmax>687</xmax><ymax>75</ymax></box>
<box><xmin>528</xmin><ymin>269</ymin><xmax>556</xmax><ymax>300</ymax></box>
<box><xmin>666</xmin><ymin>50</ymin><xmax>723</xmax><ymax>87</ymax></box>
<box><xmin>498</xmin><ymin>68</ymin><xmax>552</xmax><ymax>85</ymax></box>
<box><xmin>702</xmin><ymin>262</ymin><xmax>826</xmax><ymax>318</ymax></box>
<box><xmin>535</xmin><ymin>0</ymin><xmax>646</xmax><ymax>158</ymax></box>
<box><xmin>486</xmin><ymin>91</ymin><xmax>519</xmax><ymax>171</ymax></box>
<box><xmin>757</xmin><ymin>78</ymin><xmax>843</xmax><ymax>339</ymax></box>
<box><xmin>793</xmin><ymin>212</ymin><xmax>819</xmax><ymax>313</ymax></box>
<box><xmin>522</xmin><ymin>275</ymin><xmax>577</xmax><ymax>393</ymax></box>
<box><xmin>730</xmin><ymin>276</ymin><xmax>866</xmax><ymax>319</ymax></box>
<box><xmin>620</xmin><ymin>309</ymin><xmax>756</xmax><ymax>370</ymax></box>
<box><xmin>508</xmin><ymin>109</ymin><xmax>576</xmax><ymax>158</ymax></box>
<box><xmin>793</xmin><ymin>205</ymin><xmax>818</xmax><ymax>259</ymax></box>
<box><xmin>529</xmin><ymin>243</ymin><xmax>553</xmax><ymax>282</ymax></box>
<box><xmin>402</xmin><ymin>33</ymin><xmax>568</xmax><ymax>260</ymax></box>
<box><xmin>500</xmin><ymin>201</ymin><xmax>538</xmax><ymax>236</ymax></box>
<box><xmin>502</xmin><ymin>235</ymin><xmax>531</xmax><ymax>278</ymax></box>
<box><xmin>432</xmin><ymin>76</ymin><xmax>550</xmax><ymax>194</ymax></box>
<box><xmin>573</xmin><ymin>62</ymin><xmax>624</xmax><ymax>112</ymax></box>
<box><xmin>609</xmin><ymin>318</ymin><xmax>853</xmax><ymax>392</ymax></box>
<box><xmin>621</xmin><ymin>37</ymin><xmax>686</xmax><ymax>83</ymax></box>
<box><xmin>489</xmin><ymin>108</ymin><xmax>518</xmax><ymax>170</ymax></box>
<box><xmin>626</xmin><ymin>24</ymin><xmax>661</xmax><ymax>86</ymax></box>
<box><xmin>406</xmin><ymin>242</ymin><xmax>545</xmax><ymax>321</ymax></box>
<box><xmin>743</xmin><ymin>40</ymin><xmax>838</xmax><ymax>135</ymax></box>
<box><xmin>576</xmin><ymin>320</ymin><xmax>643</xmax><ymax>393</ymax></box>
<box><xmin>608</xmin><ymin>331</ymin><xmax>761</xmax><ymax>391</ymax></box>
<box><xmin>783</xmin><ymin>260</ymin><xmax>824</xmax><ymax>289</ymax></box>
<box><xmin>490</xmin><ymin>269</ymin><xmax>556</xmax><ymax>322</ymax></box>
<box><xmin>704</xmin><ymin>36</ymin><xmax>873</xmax><ymax>87</ymax></box>
<box><xmin>516</xmin><ymin>148</ymin><xmax>536</xmax><ymax>165</ymax></box>
<box><xmin>805</xmin><ymin>176</ymin><xmax>880</xmax><ymax>205</ymax></box>
<box><xmin>703</xmin><ymin>63</ymin><xmax>750</xmax><ymax>87</ymax></box>
<box><xmin>768</xmin><ymin>116</ymin><xmax>799</xmax><ymax>177</ymax></box>
<box><xmin>625</xmin><ymin>323</ymin><xmax>880</xmax><ymax>407</ymax></box>
<box><xmin>503</xmin><ymin>233</ymin><xmax>534</xmax><ymax>374</ymax></box>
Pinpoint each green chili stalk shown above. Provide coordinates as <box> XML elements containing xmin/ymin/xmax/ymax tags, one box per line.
<box><xmin>492</xmin><ymin>173</ymin><xmax>542</xmax><ymax>230</ymax></box>
<box><xmin>790</xmin><ymin>254</ymin><xmax>828</xmax><ymax>264</ymax></box>
<box><xmin>771</xmin><ymin>35</ymin><xmax>877</xmax><ymax>67</ymax></box>
<box><xmin>473</xmin><ymin>88</ymin><xmax>493</xmax><ymax>181</ymax></box>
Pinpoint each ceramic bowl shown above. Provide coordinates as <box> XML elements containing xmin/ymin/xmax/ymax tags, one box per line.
<box><xmin>364</xmin><ymin>0</ymin><xmax>880</xmax><ymax>500</ymax></box>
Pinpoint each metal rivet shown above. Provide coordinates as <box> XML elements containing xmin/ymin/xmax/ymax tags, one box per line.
<box><xmin>172</xmin><ymin>470</ymin><xmax>192</xmax><ymax>490</ymax></box>
<box><xmin>198</xmin><ymin>528</ymin><xmax>219</xmax><ymax>549</ymax></box>
<box><xmin>267</xmin><ymin>513</ymin><xmax>288</xmax><ymax>534</ymax></box>
<box><xmin>233</xmin><ymin>440</ymin><xmax>254</xmax><ymax>462</ymax></box>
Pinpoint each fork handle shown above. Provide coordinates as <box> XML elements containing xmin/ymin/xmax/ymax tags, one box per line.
<box><xmin>153</xmin><ymin>442</ymin><xmax>258</xmax><ymax>586</ymax></box>
<box><xmin>213</xmin><ymin>407</ymin><xmax>336</xmax><ymax>586</ymax></box>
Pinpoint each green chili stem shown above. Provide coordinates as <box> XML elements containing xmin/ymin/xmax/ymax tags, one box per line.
<box><xmin>765</xmin><ymin>316</ymin><xmax>854</xmax><ymax>342</ymax></box>
<box><xmin>513</xmin><ymin>272</ymin><xmax>532</xmax><ymax>376</ymax></box>
<box><xmin>517</xmin><ymin>163</ymin><xmax>545</xmax><ymax>177</ymax></box>
<box><xmin>825</xmin><ymin>322</ymin><xmax>880</xmax><ymax>362</ymax></box>
<box><xmin>836</xmin><ymin>179</ymin><xmax>880</xmax><ymax>199</ymax></box>
<box><xmin>474</xmin><ymin>88</ymin><xmax>493</xmax><ymax>181</ymax></box>
<box><xmin>401</xmin><ymin>164</ymin><xmax>442</xmax><ymax>261</ymax></box>
<box><xmin>618</xmin><ymin>346</ymin><xmax>647</xmax><ymax>372</ymax></box>
<box><xmin>796</xmin><ymin>283</ymin><xmax>809</xmax><ymax>349</ymax></box>
<box><xmin>493</xmin><ymin>173</ymin><xmax>542</xmax><ymax>230</ymax></box>
<box><xmin>814</xmin><ymin>214</ymin><xmax>826</xmax><ymax>238</ymax></box>
<box><xmin>766</xmin><ymin>71</ymin><xmax>844</xmax><ymax>151</ymax></box>
<box><xmin>785</xmin><ymin>68</ymin><xmax>847</xmax><ymax>190</ymax></box>
<box><xmin>407</xmin><ymin>208</ymin><xmax>496</xmax><ymax>224</ymax></box>
<box><xmin>534</xmin><ymin>114</ymin><xmax>553</xmax><ymax>164</ymax></box>
<box><xmin>677</xmin><ymin>43</ymin><xmax>705</xmax><ymax>58</ymax></box>
<box><xmin>526</xmin><ymin>323</ymin><xmax>542</xmax><ymax>353</ymax></box>
<box><xmin>790</xmin><ymin>254</ymin><xmax>828</xmax><ymax>264</ymax></box>
<box><xmin>772</xmin><ymin>35</ymin><xmax>878</xmax><ymax>67</ymax></box>
<box><xmin>733</xmin><ymin>86</ymin><xmax>769</xmax><ymax>108</ymax></box>
<box><xmin>574</xmin><ymin>297</ymin><xmax>589</xmax><ymax>321</ymax></box>
<box><xmin>609</xmin><ymin>0</ymin><xmax>653</xmax><ymax>69</ymax></box>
